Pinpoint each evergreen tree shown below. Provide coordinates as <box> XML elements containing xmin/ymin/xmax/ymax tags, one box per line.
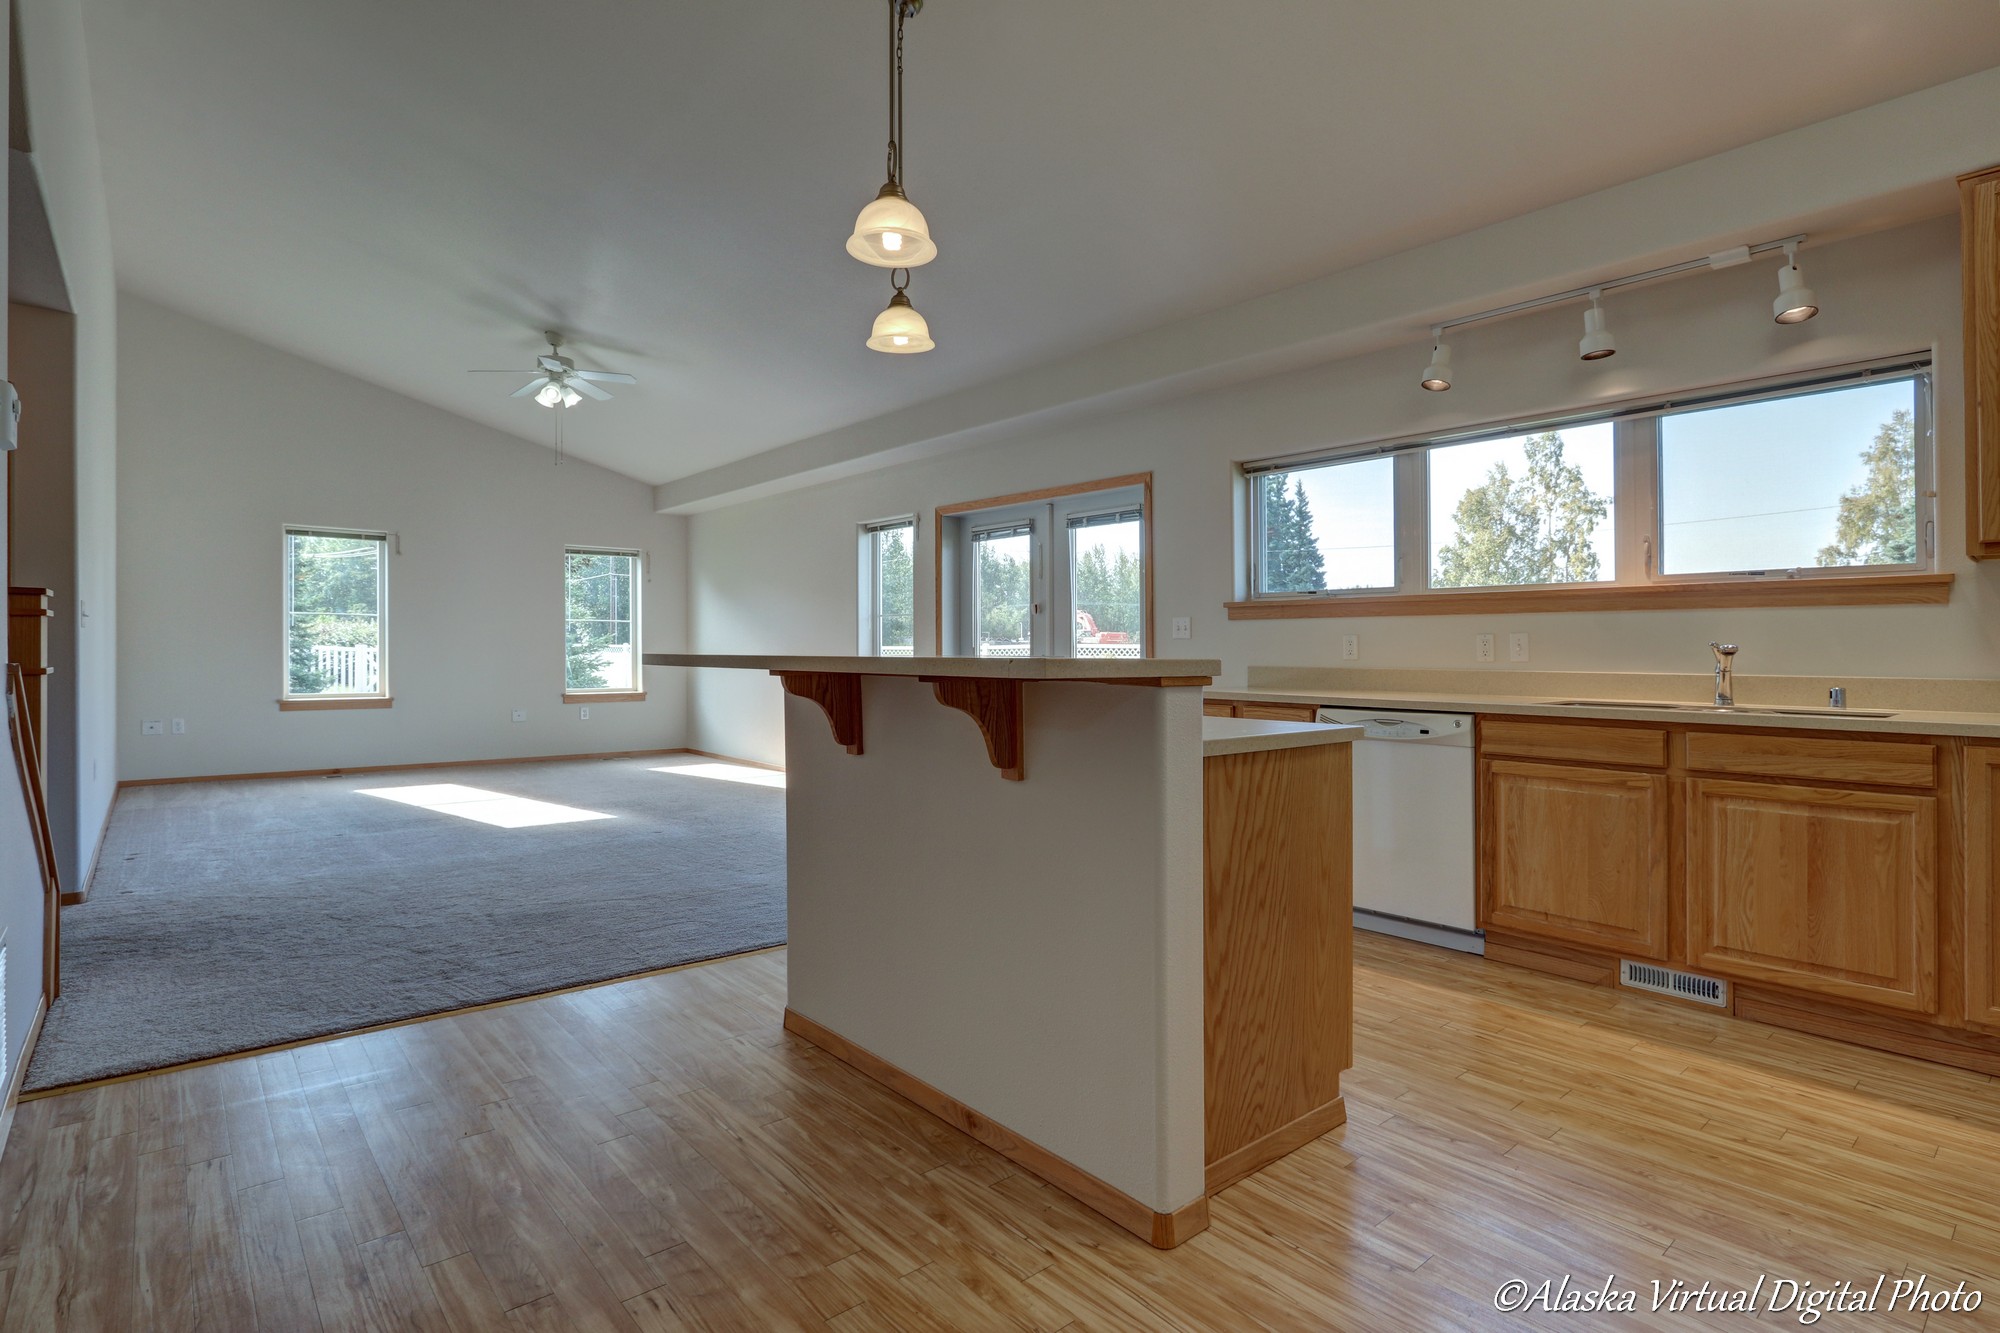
<box><xmin>976</xmin><ymin>540</ymin><xmax>1031</xmax><ymax>648</ymax></box>
<box><xmin>287</xmin><ymin>535</ymin><xmax>383</xmax><ymax>694</ymax></box>
<box><xmin>1260</xmin><ymin>475</ymin><xmax>1328</xmax><ymax>593</ymax></box>
<box><xmin>1433</xmin><ymin>432</ymin><xmax>1608</xmax><ymax>587</ymax></box>
<box><xmin>1818</xmin><ymin>409</ymin><xmax>1917</xmax><ymax>567</ymax></box>
<box><xmin>878</xmin><ymin>529</ymin><xmax>914</xmax><ymax>651</ymax></box>
<box><xmin>1072</xmin><ymin>542</ymin><xmax>1143</xmax><ymax>638</ymax></box>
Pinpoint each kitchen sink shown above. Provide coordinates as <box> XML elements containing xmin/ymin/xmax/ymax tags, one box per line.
<box><xmin>1547</xmin><ymin>699</ymin><xmax>1897</xmax><ymax>719</ymax></box>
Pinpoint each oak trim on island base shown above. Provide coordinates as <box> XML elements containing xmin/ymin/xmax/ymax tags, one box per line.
<box><xmin>782</xmin><ymin>1007</ymin><xmax>1211</xmax><ymax>1249</ymax></box>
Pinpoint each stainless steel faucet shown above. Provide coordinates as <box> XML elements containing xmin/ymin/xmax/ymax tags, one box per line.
<box><xmin>1710</xmin><ymin>642</ymin><xmax>1738</xmax><ymax>707</ymax></box>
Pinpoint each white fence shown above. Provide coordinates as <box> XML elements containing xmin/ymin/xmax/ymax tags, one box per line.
<box><xmin>313</xmin><ymin>645</ymin><xmax>380</xmax><ymax>692</ymax></box>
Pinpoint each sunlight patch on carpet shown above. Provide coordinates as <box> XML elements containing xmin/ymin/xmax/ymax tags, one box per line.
<box><xmin>357</xmin><ymin>783</ymin><xmax>615</xmax><ymax>827</ymax></box>
<box><xmin>651</xmin><ymin>762</ymin><xmax>786</xmax><ymax>789</ymax></box>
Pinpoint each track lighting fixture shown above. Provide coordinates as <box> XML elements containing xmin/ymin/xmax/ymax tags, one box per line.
<box><xmin>1578</xmin><ymin>289</ymin><xmax>1616</xmax><ymax>361</ymax></box>
<box><xmin>868</xmin><ymin>269</ymin><xmax>934</xmax><ymax>353</ymax></box>
<box><xmin>1772</xmin><ymin>241</ymin><xmax>1819</xmax><ymax>325</ymax></box>
<box><xmin>847</xmin><ymin>1</ymin><xmax>936</xmax><ymax>268</ymax></box>
<box><xmin>1420</xmin><ymin>330</ymin><xmax>1452</xmax><ymax>391</ymax></box>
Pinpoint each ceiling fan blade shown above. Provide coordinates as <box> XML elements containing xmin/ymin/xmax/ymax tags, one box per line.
<box><xmin>511</xmin><ymin>377</ymin><xmax>552</xmax><ymax>398</ymax></box>
<box><xmin>538</xmin><ymin>355</ymin><xmax>567</xmax><ymax>372</ymax></box>
<box><xmin>572</xmin><ymin>370</ymin><xmax>636</xmax><ymax>384</ymax></box>
<box><xmin>469</xmin><ymin>369</ymin><xmax>538</xmax><ymax>374</ymax></box>
<box><xmin>570</xmin><ymin>378</ymin><xmax>613</xmax><ymax>401</ymax></box>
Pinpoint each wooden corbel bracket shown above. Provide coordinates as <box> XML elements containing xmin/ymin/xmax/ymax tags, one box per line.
<box><xmin>923</xmin><ymin>676</ymin><xmax>1025</xmax><ymax>781</ymax></box>
<box><xmin>774</xmin><ymin>671</ymin><xmax>863</xmax><ymax>755</ymax></box>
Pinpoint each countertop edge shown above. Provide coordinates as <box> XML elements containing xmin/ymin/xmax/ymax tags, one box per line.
<box><xmin>647</xmin><ymin>653</ymin><xmax>1221</xmax><ymax>682</ymax></box>
<box><xmin>1201</xmin><ymin>719</ymin><xmax>1363</xmax><ymax>756</ymax></box>
<box><xmin>1205</xmin><ymin>687</ymin><xmax>2000</xmax><ymax>739</ymax></box>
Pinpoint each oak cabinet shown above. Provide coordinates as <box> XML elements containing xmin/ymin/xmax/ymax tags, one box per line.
<box><xmin>1235</xmin><ymin>701</ymin><xmax>1318</xmax><ymax>722</ymax></box>
<box><xmin>1963</xmin><ymin>165</ymin><xmax>2000</xmax><ymax>559</ymax></box>
<box><xmin>1484</xmin><ymin>759</ymin><xmax>1671</xmax><ymax>959</ymax></box>
<box><xmin>1968</xmin><ymin>747</ymin><xmax>2000</xmax><ymax>1032</ymax></box>
<box><xmin>1203</xmin><ymin>700</ymin><xmax>1238</xmax><ymax>718</ymax></box>
<box><xmin>1686</xmin><ymin>778</ymin><xmax>1938</xmax><ymax>1014</ymax></box>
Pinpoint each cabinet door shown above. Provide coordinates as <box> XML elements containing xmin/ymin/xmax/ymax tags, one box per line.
<box><xmin>1202</xmin><ymin>700</ymin><xmax>1238</xmax><ymax>718</ymax></box>
<box><xmin>1968</xmin><ymin>748</ymin><xmax>2000</xmax><ymax>1032</ymax></box>
<box><xmin>1484</xmin><ymin>759</ymin><xmax>1670</xmax><ymax>958</ymax></box>
<box><xmin>1236</xmin><ymin>701</ymin><xmax>1317</xmax><ymax>722</ymax></box>
<box><xmin>1688</xmin><ymin>778</ymin><xmax>1937</xmax><ymax>1014</ymax></box>
<box><xmin>1963</xmin><ymin>166</ymin><xmax>2000</xmax><ymax>558</ymax></box>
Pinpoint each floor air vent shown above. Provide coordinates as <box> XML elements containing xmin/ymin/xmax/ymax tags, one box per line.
<box><xmin>1620</xmin><ymin>959</ymin><xmax>1727</xmax><ymax>1007</ymax></box>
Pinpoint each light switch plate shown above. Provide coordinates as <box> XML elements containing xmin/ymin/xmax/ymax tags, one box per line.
<box><xmin>1509</xmin><ymin>633</ymin><xmax>1529</xmax><ymax>662</ymax></box>
<box><xmin>511</xmin><ymin>709</ymin><xmax>527</xmax><ymax>723</ymax></box>
<box><xmin>1170</xmin><ymin>617</ymin><xmax>1191</xmax><ymax>639</ymax></box>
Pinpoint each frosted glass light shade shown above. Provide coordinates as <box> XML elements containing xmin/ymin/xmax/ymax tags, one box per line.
<box><xmin>535</xmin><ymin>382</ymin><xmax>564</xmax><ymax>407</ymax></box>
<box><xmin>867</xmin><ymin>291</ymin><xmax>934</xmax><ymax>353</ymax></box>
<box><xmin>1773</xmin><ymin>263</ymin><xmax>1819</xmax><ymax>324</ymax></box>
<box><xmin>847</xmin><ymin>185</ymin><xmax>937</xmax><ymax>267</ymax></box>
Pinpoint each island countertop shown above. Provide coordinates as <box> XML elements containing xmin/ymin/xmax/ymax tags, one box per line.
<box><xmin>1202</xmin><ymin>717</ymin><xmax>1361</xmax><ymax>756</ymax></box>
<box><xmin>645</xmin><ymin>652</ymin><xmax>1221</xmax><ymax>682</ymax></box>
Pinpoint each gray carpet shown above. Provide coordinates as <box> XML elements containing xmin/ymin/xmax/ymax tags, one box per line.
<box><xmin>25</xmin><ymin>755</ymin><xmax>786</xmax><ymax>1090</ymax></box>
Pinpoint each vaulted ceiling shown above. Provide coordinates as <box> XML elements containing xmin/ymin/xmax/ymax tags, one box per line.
<box><xmin>78</xmin><ymin>0</ymin><xmax>2000</xmax><ymax>487</ymax></box>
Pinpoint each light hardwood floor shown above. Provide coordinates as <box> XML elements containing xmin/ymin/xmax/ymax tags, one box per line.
<box><xmin>3</xmin><ymin>935</ymin><xmax>1998</xmax><ymax>1330</ymax></box>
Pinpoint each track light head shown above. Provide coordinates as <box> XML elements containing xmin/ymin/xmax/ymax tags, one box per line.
<box><xmin>1420</xmin><ymin>331</ymin><xmax>1452</xmax><ymax>391</ymax></box>
<box><xmin>1578</xmin><ymin>290</ymin><xmax>1616</xmax><ymax>361</ymax></box>
<box><xmin>1773</xmin><ymin>244</ymin><xmax>1818</xmax><ymax>324</ymax></box>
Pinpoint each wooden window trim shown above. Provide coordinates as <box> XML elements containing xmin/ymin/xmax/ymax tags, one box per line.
<box><xmin>1225</xmin><ymin>571</ymin><xmax>1952</xmax><ymax>619</ymax></box>
<box><xmin>932</xmin><ymin>472</ymin><xmax>1154</xmax><ymax>656</ymax></box>
<box><xmin>561</xmin><ymin>691</ymin><xmax>648</xmax><ymax>704</ymax></box>
<box><xmin>277</xmin><ymin>696</ymin><xmax>394</xmax><ymax>711</ymax></box>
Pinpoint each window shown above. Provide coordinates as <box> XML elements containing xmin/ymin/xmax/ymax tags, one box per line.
<box><xmin>564</xmin><ymin>549</ymin><xmax>641</xmax><ymax>693</ymax></box>
<box><xmin>284</xmin><ymin>528</ymin><xmax>388</xmax><ymax>700</ymax></box>
<box><xmin>1658</xmin><ymin>377</ymin><xmax>1924</xmax><ymax>575</ymax></box>
<box><xmin>1241</xmin><ymin>359</ymin><xmax>1935</xmax><ymax>608</ymax></box>
<box><xmin>1254</xmin><ymin>457</ymin><xmax>1395</xmax><ymax>593</ymax></box>
<box><xmin>938</xmin><ymin>476</ymin><xmax>1151</xmax><ymax>658</ymax></box>
<box><xmin>859</xmin><ymin>518</ymin><xmax>916</xmax><ymax>656</ymax></box>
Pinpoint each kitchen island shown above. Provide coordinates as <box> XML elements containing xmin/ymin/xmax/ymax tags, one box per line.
<box><xmin>647</xmin><ymin>654</ymin><xmax>1358</xmax><ymax>1247</ymax></box>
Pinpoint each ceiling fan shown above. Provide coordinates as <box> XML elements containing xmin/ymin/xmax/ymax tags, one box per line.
<box><xmin>471</xmin><ymin>331</ymin><xmax>636</xmax><ymax>408</ymax></box>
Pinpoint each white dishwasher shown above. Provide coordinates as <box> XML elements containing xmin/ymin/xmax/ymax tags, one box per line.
<box><xmin>1315</xmin><ymin>706</ymin><xmax>1481</xmax><ymax>954</ymax></box>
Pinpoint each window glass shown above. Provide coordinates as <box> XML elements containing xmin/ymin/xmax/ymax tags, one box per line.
<box><xmin>565</xmin><ymin>550</ymin><xmax>640</xmax><ymax>691</ymax></box>
<box><xmin>1659</xmin><ymin>378</ymin><xmax>1921</xmax><ymax>575</ymax></box>
<box><xmin>1429</xmin><ymin>423</ymin><xmax>1614</xmax><ymax>587</ymax></box>
<box><xmin>1069</xmin><ymin>509</ymin><xmax>1143</xmax><ymax>659</ymax></box>
<box><xmin>285</xmin><ymin>530</ymin><xmax>386</xmax><ymax>697</ymax></box>
<box><xmin>972</xmin><ymin>525</ymin><xmax>1033</xmax><ymax>658</ymax></box>
<box><xmin>868</xmin><ymin>523</ymin><xmax>915</xmax><ymax>656</ymax></box>
<box><xmin>1256</xmin><ymin>457</ymin><xmax>1395</xmax><ymax>594</ymax></box>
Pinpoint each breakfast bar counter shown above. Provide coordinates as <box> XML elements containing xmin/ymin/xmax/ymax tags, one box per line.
<box><xmin>646</xmin><ymin>654</ymin><xmax>1358</xmax><ymax>1247</ymax></box>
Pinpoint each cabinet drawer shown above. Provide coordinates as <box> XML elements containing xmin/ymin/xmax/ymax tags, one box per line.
<box><xmin>1684</xmin><ymin>731</ymin><xmax>1936</xmax><ymax>789</ymax></box>
<box><xmin>1480</xmin><ymin>717</ymin><xmax>1666</xmax><ymax>768</ymax></box>
<box><xmin>1236</xmin><ymin>701</ymin><xmax>1319</xmax><ymax>722</ymax></box>
<box><xmin>1202</xmin><ymin>700</ymin><xmax>1238</xmax><ymax>718</ymax></box>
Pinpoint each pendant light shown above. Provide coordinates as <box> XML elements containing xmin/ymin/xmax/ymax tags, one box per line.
<box><xmin>1420</xmin><ymin>328</ymin><xmax>1452</xmax><ymax>391</ymax></box>
<box><xmin>1577</xmin><ymin>289</ymin><xmax>1616</xmax><ymax>361</ymax></box>
<box><xmin>1772</xmin><ymin>240</ymin><xmax>1819</xmax><ymax>324</ymax></box>
<box><xmin>868</xmin><ymin>269</ymin><xmax>934</xmax><ymax>353</ymax></box>
<box><xmin>847</xmin><ymin>1</ymin><xmax>936</xmax><ymax>268</ymax></box>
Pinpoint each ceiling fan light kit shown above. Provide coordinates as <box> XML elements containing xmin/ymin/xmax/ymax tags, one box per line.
<box><xmin>851</xmin><ymin>0</ymin><xmax>937</xmax><ymax>353</ymax></box>
<box><xmin>471</xmin><ymin>331</ymin><xmax>636</xmax><ymax>410</ymax></box>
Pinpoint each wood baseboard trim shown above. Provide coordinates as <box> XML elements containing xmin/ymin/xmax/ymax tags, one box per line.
<box><xmin>782</xmin><ymin>1007</ymin><xmax>1208</xmax><ymax>1249</ymax></box>
<box><xmin>62</xmin><ymin>795</ymin><xmax>120</xmax><ymax>907</ymax></box>
<box><xmin>21</xmin><ymin>945</ymin><xmax>786</xmax><ymax>1101</ymax></box>
<box><xmin>1735</xmin><ymin>991</ymin><xmax>2000</xmax><ymax>1077</ymax></box>
<box><xmin>117</xmin><ymin>747</ymin><xmax>696</xmax><ymax>789</ymax></box>
<box><xmin>1482</xmin><ymin>933</ymin><xmax>1621</xmax><ymax>987</ymax></box>
<box><xmin>1205</xmin><ymin>1095</ymin><xmax>1346</xmax><ymax>1195</ymax></box>
<box><xmin>0</xmin><ymin>996</ymin><xmax>50</xmax><ymax>1163</ymax></box>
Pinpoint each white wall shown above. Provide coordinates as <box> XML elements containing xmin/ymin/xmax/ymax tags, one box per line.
<box><xmin>687</xmin><ymin>217</ymin><xmax>2000</xmax><ymax>766</ymax></box>
<box><xmin>118</xmin><ymin>294</ymin><xmax>689</xmax><ymax>781</ymax></box>
<box><xmin>17</xmin><ymin>0</ymin><xmax>119</xmax><ymax>892</ymax></box>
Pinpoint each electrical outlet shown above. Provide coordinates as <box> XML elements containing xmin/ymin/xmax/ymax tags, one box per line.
<box><xmin>1341</xmin><ymin>634</ymin><xmax>1358</xmax><ymax>661</ymax></box>
<box><xmin>141</xmin><ymin>719</ymin><xmax>164</xmax><ymax>736</ymax></box>
<box><xmin>1171</xmin><ymin>616</ymin><xmax>1192</xmax><ymax>640</ymax></box>
<box><xmin>1509</xmin><ymin>633</ymin><xmax>1529</xmax><ymax>663</ymax></box>
<box><xmin>578</xmin><ymin>706</ymin><xmax>591</xmax><ymax>721</ymax></box>
<box><xmin>511</xmin><ymin>709</ymin><xmax>527</xmax><ymax>723</ymax></box>
<box><xmin>1475</xmin><ymin>633</ymin><xmax>1496</xmax><ymax>663</ymax></box>
<box><xmin>171</xmin><ymin>718</ymin><xmax>186</xmax><ymax>735</ymax></box>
